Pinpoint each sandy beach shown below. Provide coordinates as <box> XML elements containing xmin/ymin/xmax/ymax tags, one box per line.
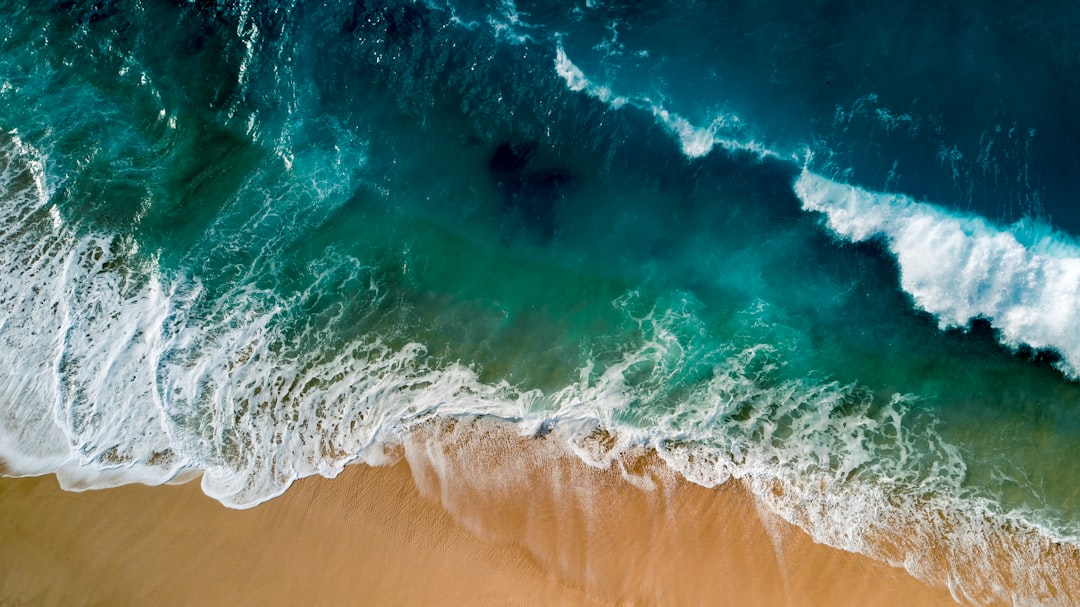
<box><xmin>0</xmin><ymin>417</ymin><xmax>958</xmax><ymax>606</ymax></box>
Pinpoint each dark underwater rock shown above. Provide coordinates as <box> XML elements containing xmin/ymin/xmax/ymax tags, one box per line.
<box><xmin>488</xmin><ymin>141</ymin><xmax>576</xmax><ymax>244</ymax></box>
<box><xmin>489</xmin><ymin>142</ymin><xmax>537</xmax><ymax>179</ymax></box>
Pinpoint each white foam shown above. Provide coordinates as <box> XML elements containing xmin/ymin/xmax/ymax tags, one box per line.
<box><xmin>551</xmin><ymin>42</ymin><xmax>1080</xmax><ymax>385</ymax></box>
<box><xmin>0</xmin><ymin>8</ymin><xmax>1074</xmax><ymax>600</ymax></box>
<box><xmin>1</xmin><ymin>132</ymin><xmax>1075</xmax><ymax>600</ymax></box>
<box><xmin>0</xmin><ymin>136</ymin><xmax>189</xmax><ymax>488</ymax></box>
<box><xmin>486</xmin><ymin>0</ymin><xmax>537</xmax><ymax>45</ymax></box>
<box><xmin>554</xmin><ymin>46</ymin><xmax>627</xmax><ymax>109</ymax></box>
<box><xmin>553</xmin><ymin>45</ymin><xmax>776</xmax><ymax>160</ymax></box>
<box><xmin>795</xmin><ymin>169</ymin><xmax>1080</xmax><ymax>378</ymax></box>
<box><xmin>0</xmin><ymin>136</ymin><xmax>78</xmax><ymax>474</ymax></box>
<box><xmin>0</xmin><ymin>127</ymin><xmax>533</xmax><ymax>506</ymax></box>
<box><xmin>833</xmin><ymin>93</ymin><xmax>919</xmax><ymax>136</ymax></box>
<box><xmin>552</xmin><ymin>39</ymin><xmax>1080</xmax><ymax>385</ymax></box>
<box><xmin>0</xmin><ymin>146</ymin><xmax>948</xmax><ymax>516</ymax></box>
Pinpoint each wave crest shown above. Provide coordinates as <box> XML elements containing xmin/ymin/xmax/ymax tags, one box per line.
<box><xmin>795</xmin><ymin>169</ymin><xmax>1080</xmax><ymax>378</ymax></box>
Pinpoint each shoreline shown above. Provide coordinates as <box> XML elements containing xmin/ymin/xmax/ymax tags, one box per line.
<box><xmin>0</xmin><ymin>417</ymin><xmax>958</xmax><ymax>606</ymax></box>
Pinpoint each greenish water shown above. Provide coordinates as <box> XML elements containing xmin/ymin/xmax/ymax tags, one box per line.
<box><xmin>3</xmin><ymin>1</ymin><xmax>1080</xmax><ymax>602</ymax></box>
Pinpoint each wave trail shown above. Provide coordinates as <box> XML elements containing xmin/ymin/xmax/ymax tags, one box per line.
<box><xmin>552</xmin><ymin>44</ymin><xmax>1080</xmax><ymax>380</ymax></box>
<box><xmin>554</xmin><ymin>45</ymin><xmax>778</xmax><ymax>160</ymax></box>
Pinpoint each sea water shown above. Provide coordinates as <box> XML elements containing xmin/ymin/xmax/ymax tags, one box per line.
<box><xmin>2</xmin><ymin>1</ymin><xmax>1080</xmax><ymax>602</ymax></box>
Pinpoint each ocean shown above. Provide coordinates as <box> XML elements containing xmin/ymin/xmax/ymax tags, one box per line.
<box><xmin>2</xmin><ymin>0</ymin><xmax>1080</xmax><ymax>602</ymax></box>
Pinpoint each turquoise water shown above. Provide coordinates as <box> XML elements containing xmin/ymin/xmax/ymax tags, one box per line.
<box><xmin>3</xmin><ymin>1</ymin><xmax>1080</xmax><ymax>601</ymax></box>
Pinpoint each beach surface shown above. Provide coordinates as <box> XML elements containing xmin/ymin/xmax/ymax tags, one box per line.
<box><xmin>0</xmin><ymin>418</ymin><xmax>958</xmax><ymax>607</ymax></box>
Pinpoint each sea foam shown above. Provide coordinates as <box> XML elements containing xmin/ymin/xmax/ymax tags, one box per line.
<box><xmin>3</xmin><ymin>7</ymin><xmax>1080</xmax><ymax>600</ymax></box>
<box><xmin>795</xmin><ymin>169</ymin><xmax>1080</xmax><ymax>378</ymax></box>
<box><xmin>552</xmin><ymin>44</ymin><xmax>1080</xmax><ymax>381</ymax></box>
<box><xmin>553</xmin><ymin>45</ymin><xmax>775</xmax><ymax>160</ymax></box>
<box><xmin>0</xmin><ymin>132</ymin><xmax>959</xmax><ymax>512</ymax></box>
<box><xmin>0</xmin><ymin>134</ymin><xmax>186</xmax><ymax>488</ymax></box>
<box><xmin>1</xmin><ymin>126</ymin><xmax>1076</xmax><ymax>601</ymax></box>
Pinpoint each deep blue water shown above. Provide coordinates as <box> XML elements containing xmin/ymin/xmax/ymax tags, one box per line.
<box><xmin>2</xmin><ymin>1</ymin><xmax>1080</xmax><ymax>601</ymax></box>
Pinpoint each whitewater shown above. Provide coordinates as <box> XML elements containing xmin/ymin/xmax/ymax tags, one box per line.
<box><xmin>3</xmin><ymin>2</ymin><xmax>1080</xmax><ymax>604</ymax></box>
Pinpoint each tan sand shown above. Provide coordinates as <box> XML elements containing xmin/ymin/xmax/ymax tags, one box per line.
<box><xmin>0</xmin><ymin>417</ymin><xmax>959</xmax><ymax>607</ymax></box>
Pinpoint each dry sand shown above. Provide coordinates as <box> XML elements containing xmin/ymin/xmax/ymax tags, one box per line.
<box><xmin>0</xmin><ymin>417</ymin><xmax>959</xmax><ymax>606</ymax></box>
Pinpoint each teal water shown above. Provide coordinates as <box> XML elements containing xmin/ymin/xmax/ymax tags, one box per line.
<box><xmin>3</xmin><ymin>1</ymin><xmax>1080</xmax><ymax>602</ymax></box>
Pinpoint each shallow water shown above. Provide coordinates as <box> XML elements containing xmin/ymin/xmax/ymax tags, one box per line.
<box><xmin>2</xmin><ymin>1</ymin><xmax>1080</xmax><ymax>602</ymax></box>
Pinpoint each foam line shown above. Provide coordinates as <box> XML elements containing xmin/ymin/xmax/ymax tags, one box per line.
<box><xmin>1</xmin><ymin>131</ymin><xmax>1076</xmax><ymax>599</ymax></box>
<box><xmin>553</xmin><ymin>45</ymin><xmax>777</xmax><ymax>160</ymax></box>
<box><xmin>552</xmin><ymin>45</ymin><xmax>1080</xmax><ymax>380</ymax></box>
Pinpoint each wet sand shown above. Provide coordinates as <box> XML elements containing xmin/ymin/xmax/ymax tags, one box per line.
<box><xmin>0</xmin><ymin>417</ymin><xmax>959</xmax><ymax>606</ymax></box>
